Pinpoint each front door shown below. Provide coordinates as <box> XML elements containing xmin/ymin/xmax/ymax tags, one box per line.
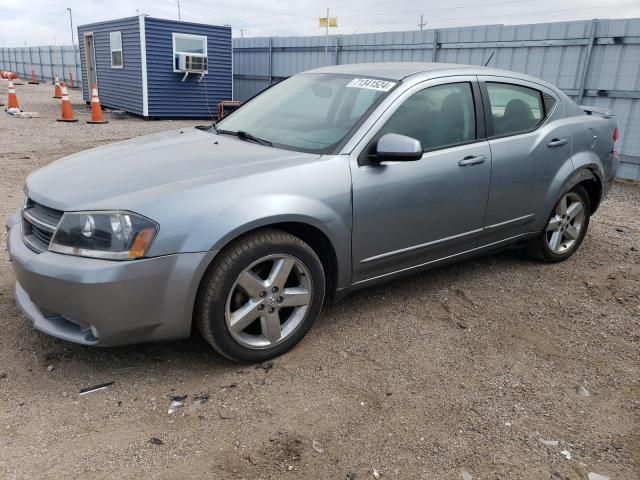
<box><xmin>351</xmin><ymin>77</ymin><xmax>492</xmax><ymax>283</ymax></box>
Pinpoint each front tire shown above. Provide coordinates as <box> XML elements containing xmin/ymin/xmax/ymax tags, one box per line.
<box><xmin>196</xmin><ymin>229</ymin><xmax>325</xmax><ymax>362</ymax></box>
<box><xmin>527</xmin><ymin>184</ymin><xmax>591</xmax><ymax>262</ymax></box>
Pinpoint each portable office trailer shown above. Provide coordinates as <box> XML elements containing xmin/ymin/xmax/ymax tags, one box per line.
<box><xmin>78</xmin><ymin>15</ymin><xmax>232</xmax><ymax>118</ymax></box>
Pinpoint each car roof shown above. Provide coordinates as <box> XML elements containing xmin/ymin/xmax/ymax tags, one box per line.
<box><xmin>304</xmin><ymin>62</ymin><xmax>543</xmax><ymax>84</ymax></box>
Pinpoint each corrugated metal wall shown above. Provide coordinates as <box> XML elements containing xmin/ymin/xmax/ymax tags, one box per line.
<box><xmin>78</xmin><ymin>17</ymin><xmax>144</xmax><ymax>116</ymax></box>
<box><xmin>144</xmin><ymin>17</ymin><xmax>232</xmax><ymax>118</ymax></box>
<box><xmin>233</xmin><ymin>18</ymin><xmax>640</xmax><ymax>179</ymax></box>
<box><xmin>0</xmin><ymin>45</ymin><xmax>81</xmax><ymax>87</ymax></box>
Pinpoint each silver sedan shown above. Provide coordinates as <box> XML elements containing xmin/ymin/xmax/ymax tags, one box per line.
<box><xmin>7</xmin><ymin>62</ymin><xmax>619</xmax><ymax>362</ymax></box>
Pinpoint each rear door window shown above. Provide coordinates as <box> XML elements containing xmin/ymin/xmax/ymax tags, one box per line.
<box><xmin>486</xmin><ymin>82</ymin><xmax>545</xmax><ymax>136</ymax></box>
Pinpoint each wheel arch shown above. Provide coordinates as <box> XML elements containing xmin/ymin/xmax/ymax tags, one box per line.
<box><xmin>192</xmin><ymin>219</ymin><xmax>342</xmax><ymax>327</ymax></box>
<box><xmin>567</xmin><ymin>166</ymin><xmax>603</xmax><ymax>214</ymax></box>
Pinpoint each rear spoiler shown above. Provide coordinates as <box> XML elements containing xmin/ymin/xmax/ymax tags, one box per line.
<box><xmin>580</xmin><ymin>105</ymin><xmax>615</xmax><ymax>118</ymax></box>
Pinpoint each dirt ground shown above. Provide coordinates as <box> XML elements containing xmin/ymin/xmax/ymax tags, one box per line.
<box><xmin>0</xmin><ymin>82</ymin><xmax>639</xmax><ymax>480</ymax></box>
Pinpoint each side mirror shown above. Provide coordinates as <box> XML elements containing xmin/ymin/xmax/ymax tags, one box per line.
<box><xmin>375</xmin><ymin>133</ymin><xmax>423</xmax><ymax>162</ymax></box>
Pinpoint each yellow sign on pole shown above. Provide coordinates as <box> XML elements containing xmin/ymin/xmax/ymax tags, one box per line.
<box><xmin>319</xmin><ymin>17</ymin><xmax>338</xmax><ymax>28</ymax></box>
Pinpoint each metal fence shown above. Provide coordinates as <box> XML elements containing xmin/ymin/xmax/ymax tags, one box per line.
<box><xmin>233</xmin><ymin>18</ymin><xmax>640</xmax><ymax>179</ymax></box>
<box><xmin>0</xmin><ymin>45</ymin><xmax>81</xmax><ymax>88</ymax></box>
<box><xmin>1</xmin><ymin>18</ymin><xmax>638</xmax><ymax>178</ymax></box>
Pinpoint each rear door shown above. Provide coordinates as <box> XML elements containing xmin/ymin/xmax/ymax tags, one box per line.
<box><xmin>478</xmin><ymin>76</ymin><xmax>573</xmax><ymax>243</ymax></box>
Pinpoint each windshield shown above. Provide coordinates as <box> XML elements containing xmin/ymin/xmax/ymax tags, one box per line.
<box><xmin>217</xmin><ymin>74</ymin><xmax>397</xmax><ymax>153</ymax></box>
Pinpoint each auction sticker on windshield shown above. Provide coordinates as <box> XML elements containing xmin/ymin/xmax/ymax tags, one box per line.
<box><xmin>346</xmin><ymin>78</ymin><xmax>396</xmax><ymax>92</ymax></box>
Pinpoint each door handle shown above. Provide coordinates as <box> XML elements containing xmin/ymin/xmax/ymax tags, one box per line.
<box><xmin>547</xmin><ymin>138</ymin><xmax>568</xmax><ymax>147</ymax></box>
<box><xmin>458</xmin><ymin>155</ymin><xmax>486</xmax><ymax>167</ymax></box>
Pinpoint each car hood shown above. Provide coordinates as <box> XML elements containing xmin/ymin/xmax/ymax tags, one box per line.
<box><xmin>26</xmin><ymin>128</ymin><xmax>321</xmax><ymax>211</ymax></box>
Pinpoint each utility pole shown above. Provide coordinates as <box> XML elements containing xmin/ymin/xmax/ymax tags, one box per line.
<box><xmin>66</xmin><ymin>8</ymin><xmax>74</xmax><ymax>45</ymax></box>
<box><xmin>418</xmin><ymin>14</ymin><xmax>427</xmax><ymax>30</ymax></box>
<box><xmin>175</xmin><ymin>0</ymin><xmax>181</xmax><ymax>20</ymax></box>
<box><xmin>240</xmin><ymin>29</ymin><xmax>244</xmax><ymax>38</ymax></box>
<box><xmin>324</xmin><ymin>8</ymin><xmax>330</xmax><ymax>62</ymax></box>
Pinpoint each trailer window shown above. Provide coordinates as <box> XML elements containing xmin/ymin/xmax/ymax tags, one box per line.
<box><xmin>110</xmin><ymin>31</ymin><xmax>123</xmax><ymax>68</ymax></box>
<box><xmin>173</xmin><ymin>33</ymin><xmax>207</xmax><ymax>71</ymax></box>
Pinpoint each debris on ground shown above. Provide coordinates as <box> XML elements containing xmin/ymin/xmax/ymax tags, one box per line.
<box><xmin>11</xmin><ymin>111</ymin><xmax>40</xmax><ymax>118</ymax></box>
<box><xmin>312</xmin><ymin>440</ymin><xmax>324</xmax><ymax>454</ymax></box>
<box><xmin>372</xmin><ymin>469</ymin><xmax>381</xmax><ymax>479</ymax></box>
<box><xmin>110</xmin><ymin>110</ymin><xmax>127</xmax><ymax>119</ymax></box>
<box><xmin>460</xmin><ymin>469</ymin><xmax>473</xmax><ymax>480</ymax></box>
<box><xmin>255</xmin><ymin>361</ymin><xmax>274</xmax><ymax>372</ymax></box>
<box><xmin>0</xmin><ymin>372</ymin><xmax>7</xmax><ymax>379</ymax></box>
<box><xmin>345</xmin><ymin>472</ymin><xmax>356</xmax><ymax>480</ymax></box>
<box><xmin>218</xmin><ymin>407</ymin><xmax>231</xmax><ymax>419</ymax></box>
<box><xmin>168</xmin><ymin>400</ymin><xmax>183</xmax><ymax>414</ymax></box>
<box><xmin>270</xmin><ymin>431</ymin><xmax>286</xmax><ymax>443</ymax></box>
<box><xmin>79</xmin><ymin>381</ymin><xmax>114</xmax><ymax>396</ymax></box>
<box><xmin>560</xmin><ymin>449</ymin><xmax>571</xmax><ymax>460</ymax></box>
<box><xmin>194</xmin><ymin>393</ymin><xmax>210</xmax><ymax>403</ymax></box>
<box><xmin>170</xmin><ymin>394</ymin><xmax>188</xmax><ymax>402</ymax></box>
<box><xmin>587</xmin><ymin>473</ymin><xmax>610</xmax><ymax>480</ymax></box>
<box><xmin>148</xmin><ymin>437</ymin><xmax>164</xmax><ymax>445</ymax></box>
<box><xmin>539</xmin><ymin>438</ymin><xmax>559</xmax><ymax>446</ymax></box>
<box><xmin>46</xmin><ymin>365</ymin><xmax>55</xmax><ymax>372</ymax></box>
<box><xmin>576</xmin><ymin>386</ymin><xmax>591</xmax><ymax>397</ymax></box>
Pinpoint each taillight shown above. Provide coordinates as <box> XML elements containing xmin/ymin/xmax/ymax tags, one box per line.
<box><xmin>613</xmin><ymin>127</ymin><xmax>620</xmax><ymax>143</ymax></box>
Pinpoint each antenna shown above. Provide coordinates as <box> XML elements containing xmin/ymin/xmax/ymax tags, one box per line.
<box><xmin>484</xmin><ymin>51</ymin><xmax>495</xmax><ymax>67</ymax></box>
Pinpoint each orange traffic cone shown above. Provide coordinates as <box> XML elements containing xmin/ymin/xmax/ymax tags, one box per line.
<box><xmin>6</xmin><ymin>80</ymin><xmax>20</xmax><ymax>110</ymax></box>
<box><xmin>53</xmin><ymin>76</ymin><xmax>62</xmax><ymax>99</ymax></box>
<box><xmin>87</xmin><ymin>84</ymin><xmax>108</xmax><ymax>124</ymax></box>
<box><xmin>57</xmin><ymin>83</ymin><xmax>78</xmax><ymax>122</ymax></box>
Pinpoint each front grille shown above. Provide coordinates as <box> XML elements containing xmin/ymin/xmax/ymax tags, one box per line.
<box><xmin>22</xmin><ymin>198</ymin><xmax>64</xmax><ymax>253</ymax></box>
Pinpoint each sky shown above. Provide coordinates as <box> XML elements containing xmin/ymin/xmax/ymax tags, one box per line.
<box><xmin>1</xmin><ymin>0</ymin><xmax>639</xmax><ymax>46</ymax></box>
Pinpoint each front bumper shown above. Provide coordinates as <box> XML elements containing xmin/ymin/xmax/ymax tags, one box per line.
<box><xmin>6</xmin><ymin>221</ymin><xmax>216</xmax><ymax>346</ymax></box>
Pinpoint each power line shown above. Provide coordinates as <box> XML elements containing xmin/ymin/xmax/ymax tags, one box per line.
<box><xmin>237</xmin><ymin>2</ymin><xmax>634</xmax><ymax>31</ymax></box>
<box><xmin>230</xmin><ymin>0</ymin><xmax>558</xmax><ymax>24</ymax></box>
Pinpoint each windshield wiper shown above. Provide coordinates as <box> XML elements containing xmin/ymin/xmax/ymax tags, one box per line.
<box><xmin>218</xmin><ymin>129</ymin><xmax>273</xmax><ymax>147</ymax></box>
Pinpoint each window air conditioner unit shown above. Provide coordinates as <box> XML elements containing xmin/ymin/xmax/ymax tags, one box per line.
<box><xmin>177</xmin><ymin>53</ymin><xmax>208</xmax><ymax>73</ymax></box>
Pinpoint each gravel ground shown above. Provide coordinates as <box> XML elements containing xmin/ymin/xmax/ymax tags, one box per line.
<box><xmin>1</xmin><ymin>82</ymin><xmax>639</xmax><ymax>480</ymax></box>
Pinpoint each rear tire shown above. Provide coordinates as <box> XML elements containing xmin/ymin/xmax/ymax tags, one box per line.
<box><xmin>196</xmin><ymin>229</ymin><xmax>325</xmax><ymax>363</ymax></box>
<box><xmin>527</xmin><ymin>184</ymin><xmax>591</xmax><ymax>262</ymax></box>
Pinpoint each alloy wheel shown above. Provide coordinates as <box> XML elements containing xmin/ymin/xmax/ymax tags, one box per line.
<box><xmin>224</xmin><ymin>254</ymin><xmax>313</xmax><ymax>349</ymax></box>
<box><xmin>546</xmin><ymin>192</ymin><xmax>586</xmax><ymax>254</ymax></box>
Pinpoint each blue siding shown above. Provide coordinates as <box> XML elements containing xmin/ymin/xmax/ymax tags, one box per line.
<box><xmin>144</xmin><ymin>17</ymin><xmax>232</xmax><ymax>118</ymax></box>
<box><xmin>78</xmin><ymin>17</ymin><xmax>144</xmax><ymax>116</ymax></box>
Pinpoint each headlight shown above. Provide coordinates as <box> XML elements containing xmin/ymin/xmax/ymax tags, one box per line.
<box><xmin>49</xmin><ymin>211</ymin><xmax>158</xmax><ymax>260</ymax></box>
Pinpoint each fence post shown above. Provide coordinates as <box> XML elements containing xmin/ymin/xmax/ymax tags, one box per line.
<box><xmin>49</xmin><ymin>46</ymin><xmax>55</xmax><ymax>82</ymax></box>
<box><xmin>334</xmin><ymin>37</ymin><xmax>339</xmax><ymax>65</ymax></box>
<box><xmin>577</xmin><ymin>19</ymin><xmax>597</xmax><ymax>104</ymax></box>
<box><xmin>268</xmin><ymin>37</ymin><xmax>273</xmax><ymax>86</ymax></box>
<box><xmin>28</xmin><ymin>46</ymin><xmax>34</xmax><ymax>79</ymax></box>
<box><xmin>432</xmin><ymin>29</ymin><xmax>438</xmax><ymax>62</ymax></box>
